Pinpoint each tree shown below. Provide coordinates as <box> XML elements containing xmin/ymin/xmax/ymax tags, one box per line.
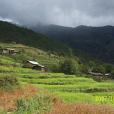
<box><xmin>60</xmin><ymin>59</ymin><xmax>77</xmax><ymax>75</ymax></box>
<box><xmin>80</xmin><ymin>64</ymin><xmax>89</xmax><ymax>74</ymax></box>
<box><xmin>105</xmin><ymin>65</ymin><xmax>113</xmax><ymax>73</ymax></box>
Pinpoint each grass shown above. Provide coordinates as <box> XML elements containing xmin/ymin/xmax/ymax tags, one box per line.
<box><xmin>0</xmin><ymin>74</ymin><xmax>20</xmax><ymax>91</ymax></box>
<box><xmin>48</xmin><ymin>103</ymin><xmax>114</xmax><ymax>114</ymax></box>
<box><xmin>15</xmin><ymin>94</ymin><xmax>52</xmax><ymax>114</ymax></box>
<box><xmin>53</xmin><ymin>92</ymin><xmax>95</xmax><ymax>103</ymax></box>
<box><xmin>0</xmin><ymin>85</ymin><xmax>52</xmax><ymax>114</ymax></box>
<box><xmin>0</xmin><ymin>43</ymin><xmax>63</xmax><ymax>67</ymax></box>
<box><xmin>19</xmin><ymin>77</ymin><xmax>96</xmax><ymax>85</ymax></box>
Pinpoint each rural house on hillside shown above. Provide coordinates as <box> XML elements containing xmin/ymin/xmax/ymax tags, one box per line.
<box><xmin>24</xmin><ymin>60</ymin><xmax>46</xmax><ymax>71</ymax></box>
<box><xmin>89</xmin><ymin>71</ymin><xmax>111</xmax><ymax>77</ymax></box>
<box><xmin>0</xmin><ymin>48</ymin><xmax>20</xmax><ymax>55</ymax></box>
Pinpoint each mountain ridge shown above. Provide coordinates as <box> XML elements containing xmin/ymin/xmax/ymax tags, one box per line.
<box><xmin>31</xmin><ymin>24</ymin><xmax>114</xmax><ymax>64</ymax></box>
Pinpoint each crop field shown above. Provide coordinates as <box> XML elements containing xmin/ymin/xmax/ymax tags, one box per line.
<box><xmin>1</xmin><ymin>64</ymin><xmax>114</xmax><ymax>105</ymax></box>
<box><xmin>19</xmin><ymin>72</ymin><xmax>114</xmax><ymax>105</ymax></box>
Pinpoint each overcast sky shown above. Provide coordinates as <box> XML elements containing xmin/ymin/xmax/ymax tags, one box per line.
<box><xmin>0</xmin><ymin>0</ymin><xmax>114</xmax><ymax>27</ymax></box>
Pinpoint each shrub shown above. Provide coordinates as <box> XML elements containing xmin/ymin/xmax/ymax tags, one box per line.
<box><xmin>60</xmin><ymin>59</ymin><xmax>77</xmax><ymax>75</ymax></box>
<box><xmin>80</xmin><ymin>64</ymin><xmax>89</xmax><ymax>74</ymax></box>
<box><xmin>0</xmin><ymin>75</ymin><xmax>20</xmax><ymax>91</ymax></box>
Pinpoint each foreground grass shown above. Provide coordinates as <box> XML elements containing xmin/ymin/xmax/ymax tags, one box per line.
<box><xmin>0</xmin><ymin>86</ymin><xmax>52</xmax><ymax>114</ymax></box>
<box><xmin>48</xmin><ymin>103</ymin><xmax>114</xmax><ymax>114</ymax></box>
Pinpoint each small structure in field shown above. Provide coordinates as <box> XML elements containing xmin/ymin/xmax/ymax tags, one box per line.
<box><xmin>105</xmin><ymin>73</ymin><xmax>111</xmax><ymax>76</ymax></box>
<box><xmin>0</xmin><ymin>48</ymin><xmax>20</xmax><ymax>55</ymax></box>
<box><xmin>88</xmin><ymin>71</ymin><xmax>103</xmax><ymax>76</ymax></box>
<box><xmin>24</xmin><ymin>60</ymin><xmax>46</xmax><ymax>71</ymax></box>
<box><xmin>89</xmin><ymin>71</ymin><xmax>112</xmax><ymax>77</ymax></box>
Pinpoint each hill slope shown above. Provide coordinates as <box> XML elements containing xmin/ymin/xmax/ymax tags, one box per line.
<box><xmin>0</xmin><ymin>21</ymin><xmax>70</xmax><ymax>55</ymax></box>
<box><xmin>31</xmin><ymin>24</ymin><xmax>114</xmax><ymax>63</ymax></box>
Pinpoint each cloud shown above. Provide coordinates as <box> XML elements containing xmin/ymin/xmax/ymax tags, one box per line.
<box><xmin>0</xmin><ymin>0</ymin><xmax>114</xmax><ymax>27</ymax></box>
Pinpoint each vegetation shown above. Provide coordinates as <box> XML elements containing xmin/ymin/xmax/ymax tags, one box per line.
<box><xmin>32</xmin><ymin>24</ymin><xmax>114</xmax><ymax>64</ymax></box>
<box><xmin>0</xmin><ymin>21</ymin><xmax>70</xmax><ymax>55</ymax></box>
<box><xmin>48</xmin><ymin>103</ymin><xmax>114</xmax><ymax>114</ymax></box>
<box><xmin>15</xmin><ymin>94</ymin><xmax>52</xmax><ymax>114</ymax></box>
<box><xmin>0</xmin><ymin>85</ymin><xmax>52</xmax><ymax>114</ymax></box>
<box><xmin>0</xmin><ymin>74</ymin><xmax>20</xmax><ymax>91</ymax></box>
<box><xmin>60</xmin><ymin>59</ymin><xmax>78</xmax><ymax>75</ymax></box>
<box><xmin>0</xmin><ymin>21</ymin><xmax>114</xmax><ymax>114</ymax></box>
<box><xmin>0</xmin><ymin>41</ymin><xmax>114</xmax><ymax>114</ymax></box>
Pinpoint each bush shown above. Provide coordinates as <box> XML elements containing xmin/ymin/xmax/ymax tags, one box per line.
<box><xmin>80</xmin><ymin>64</ymin><xmax>89</xmax><ymax>74</ymax></box>
<box><xmin>0</xmin><ymin>75</ymin><xmax>20</xmax><ymax>90</ymax></box>
<box><xmin>60</xmin><ymin>59</ymin><xmax>77</xmax><ymax>75</ymax></box>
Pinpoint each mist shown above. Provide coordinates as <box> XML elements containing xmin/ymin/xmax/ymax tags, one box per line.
<box><xmin>0</xmin><ymin>0</ymin><xmax>114</xmax><ymax>27</ymax></box>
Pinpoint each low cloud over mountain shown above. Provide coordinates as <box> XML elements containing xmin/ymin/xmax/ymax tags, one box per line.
<box><xmin>0</xmin><ymin>0</ymin><xmax>114</xmax><ymax>27</ymax></box>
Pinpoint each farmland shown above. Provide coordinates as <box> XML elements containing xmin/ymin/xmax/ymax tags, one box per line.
<box><xmin>0</xmin><ymin>43</ymin><xmax>114</xmax><ymax>105</ymax></box>
<box><xmin>19</xmin><ymin>72</ymin><xmax>114</xmax><ymax>105</ymax></box>
<box><xmin>1</xmin><ymin>63</ymin><xmax>114</xmax><ymax>105</ymax></box>
<box><xmin>0</xmin><ymin>43</ymin><xmax>114</xmax><ymax>114</ymax></box>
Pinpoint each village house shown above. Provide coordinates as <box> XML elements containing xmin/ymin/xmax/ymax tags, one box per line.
<box><xmin>24</xmin><ymin>60</ymin><xmax>46</xmax><ymax>71</ymax></box>
<box><xmin>89</xmin><ymin>71</ymin><xmax>111</xmax><ymax>77</ymax></box>
<box><xmin>0</xmin><ymin>48</ymin><xmax>20</xmax><ymax>55</ymax></box>
<box><xmin>88</xmin><ymin>71</ymin><xmax>103</xmax><ymax>76</ymax></box>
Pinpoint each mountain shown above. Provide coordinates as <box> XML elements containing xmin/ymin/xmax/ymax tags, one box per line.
<box><xmin>31</xmin><ymin>24</ymin><xmax>114</xmax><ymax>64</ymax></box>
<box><xmin>0</xmin><ymin>21</ymin><xmax>70</xmax><ymax>55</ymax></box>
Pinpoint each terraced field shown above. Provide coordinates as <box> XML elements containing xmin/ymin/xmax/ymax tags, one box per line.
<box><xmin>1</xmin><ymin>60</ymin><xmax>114</xmax><ymax>114</ymax></box>
<box><xmin>1</xmin><ymin>64</ymin><xmax>113</xmax><ymax>105</ymax></box>
<box><xmin>17</xmin><ymin>72</ymin><xmax>114</xmax><ymax>104</ymax></box>
<box><xmin>0</xmin><ymin>43</ymin><xmax>114</xmax><ymax>106</ymax></box>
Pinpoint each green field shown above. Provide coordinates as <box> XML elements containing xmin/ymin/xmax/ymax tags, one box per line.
<box><xmin>1</xmin><ymin>64</ymin><xmax>114</xmax><ymax>105</ymax></box>
<box><xmin>19</xmin><ymin>72</ymin><xmax>114</xmax><ymax>105</ymax></box>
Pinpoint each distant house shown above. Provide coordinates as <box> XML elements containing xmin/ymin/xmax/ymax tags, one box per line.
<box><xmin>105</xmin><ymin>73</ymin><xmax>111</xmax><ymax>77</ymax></box>
<box><xmin>88</xmin><ymin>71</ymin><xmax>103</xmax><ymax>76</ymax></box>
<box><xmin>24</xmin><ymin>60</ymin><xmax>46</xmax><ymax>71</ymax></box>
<box><xmin>89</xmin><ymin>70</ymin><xmax>112</xmax><ymax>77</ymax></box>
<box><xmin>0</xmin><ymin>48</ymin><xmax>20</xmax><ymax>55</ymax></box>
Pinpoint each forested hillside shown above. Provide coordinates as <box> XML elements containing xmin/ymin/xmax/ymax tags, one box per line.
<box><xmin>0</xmin><ymin>21</ymin><xmax>70</xmax><ymax>55</ymax></box>
<box><xmin>31</xmin><ymin>24</ymin><xmax>114</xmax><ymax>64</ymax></box>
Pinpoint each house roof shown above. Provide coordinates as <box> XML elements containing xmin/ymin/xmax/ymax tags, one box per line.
<box><xmin>6</xmin><ymin>48</ymin><xmax>15</xmax><ymax>51</ymax></box>
<box><xmin>89</xmin><ymin>71</ymin><xmax>103</xmax><ymax>76</ymax></box>
<box><xmin>27</xmin><ymin>60</ymin><xmax>45</xmax><ymax>67</ymax></box>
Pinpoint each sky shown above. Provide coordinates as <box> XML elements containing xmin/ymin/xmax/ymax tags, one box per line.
<box><xmin>0</xmin><ymin>0</ymin><xmax>114</xmax><ymax>27</ymax></box>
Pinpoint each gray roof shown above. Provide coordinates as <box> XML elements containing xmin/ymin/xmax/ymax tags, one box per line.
<box><xmin>27</xmin><ymin>60</ymin><xmax>45</xmax><ymax>67</ymax></box>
